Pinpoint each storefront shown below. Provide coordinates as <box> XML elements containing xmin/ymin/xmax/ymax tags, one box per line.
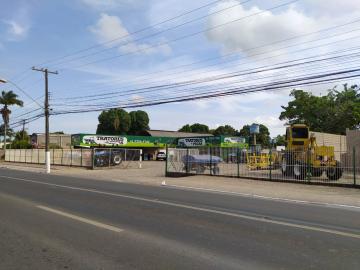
<box><xmin>71</xmin><ymin>134</ymin><xmax>176</xmax><ymax>160</ymax></box>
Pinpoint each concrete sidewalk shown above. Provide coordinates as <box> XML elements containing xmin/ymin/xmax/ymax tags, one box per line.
<box><xmin>1</xmin><ymin>161</ymin><xmax>360</xmax><ymax>207</ymax></box>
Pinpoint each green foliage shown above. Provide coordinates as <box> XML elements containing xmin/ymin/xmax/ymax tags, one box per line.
<box><xmin>279</xmin><ymin>84</ymin><xmax>360</xmax><ymax>134</ymax></box>
<box><xmin>273</xmin><ymin>134</ymin><xmax>286</xmax><ymax>146</ymax></box>
<box><xmin>10</xmin><ymin>130</ymin><xmax>31</xmax><ymax>149</ymax></box>
<box><xmin>213</xmin><ymin>125</ymin><xmax>237</xmax><ymax>136</ymax></box>
<box><xmin>0</xmin><ymin>124</ymin><xmax>14</xmax><ymax>137</ymax></box>
<box><xmin>53</xmin><ymin>131</ymin><xmax>65</xmax><ymax>134</ymax></box>
<box><xmin>178</xmin><ymin>124</ymin><xmax>192</xmax><ymax>132</ymax></box>
<box><xmin>14</xmin><ymin>130</ymin><xmax>29</xmax><ymax>141</ymax></box>
<box><xmin>0</xmin><ymin>90</ymin><xmax>23</xmax><ymax>125</ymax></box>
<box><xmin>11</xmin><ymin>139</ymin><xmax>32</xmax><ymax>149</ymax></box>
<box><xmin>96</xmin><ymin>108</ymin><xmax>131</xmax><ymax>135</ymax></box>
<box><xmin>129</xmin><ymin>110</ymin><xmax>150</xmax><ymax>135</ymax></box>
<box><xmin>239</xmin><ymin>124</ymin><xmax>271</xmax><ymax>147</ymax></box>
<box><xmin>178</xmin><ymin>123</ymin><xmax>210</xmax><ymax>134</ymax></box>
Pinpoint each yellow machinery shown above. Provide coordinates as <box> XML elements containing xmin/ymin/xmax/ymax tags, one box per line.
<box><xmin>246</xmin><ymin>145</ymin><xmax>279</xmax><ymax>170</ymax></box>
<box><xmin>281</xmin><ymin>124</ymin><xmax>342</xmax><ymax>180</ymax></box>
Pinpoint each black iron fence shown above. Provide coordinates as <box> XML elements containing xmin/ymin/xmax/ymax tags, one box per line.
<box><xmin>166</xmin><ymin>147</ymin><xmax>359</xmax><ymax>188</ymax></box>
<box><xmin>5</xmin><ymin>148</ymin><xmax>142</xmax><ymax>169</ymax></box>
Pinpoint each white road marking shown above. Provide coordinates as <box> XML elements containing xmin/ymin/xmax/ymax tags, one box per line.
<box><xmin>37</xmin><ymin>205</ymin><xmax>123</xmax><ymax>233</ymax></box>
<box><xmin>1</xmin><ymin>175</ymin><xmax>360</xmax><ymax>239</ymax></box>
<box><xmin>162</xmin><ymin>184</ymin><xmax>360</xmax><ymax>210</ymax></box>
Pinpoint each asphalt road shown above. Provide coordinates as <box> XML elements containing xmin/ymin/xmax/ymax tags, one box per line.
<box><xmin>0</xmin><ymin>168</ymin><xmax>359</xmax><ymax>270</ymax></box>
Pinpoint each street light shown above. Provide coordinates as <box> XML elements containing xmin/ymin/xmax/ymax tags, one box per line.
<box><xmin>0</xmin><ymin>78</ymin><xmax>7</xmax><ymax>84</ymax></box>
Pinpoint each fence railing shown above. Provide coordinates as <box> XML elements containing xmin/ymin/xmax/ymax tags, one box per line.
<box><xmin>92</xmin><ymin>148</ymin><xmax>142</xmax><ymax>169</ymax></box>
<box><xmin>4</xmin><ymin>148</ymin><xmax>142</xmax><ymax>169</ymax></box>
<box><xmin>166</xmin><ymin>147</ymin><xmax>359</xmax><ymax>188</ymax></box>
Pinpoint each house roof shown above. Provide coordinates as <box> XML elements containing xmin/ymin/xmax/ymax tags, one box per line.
<box><xmin>144</xmin><ymin>130</ymin><xmax>213</xmax><ymax>138</ymax></box>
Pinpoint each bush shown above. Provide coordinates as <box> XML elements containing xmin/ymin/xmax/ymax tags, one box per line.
<box><xmin>11</xmin><ymin>140</ymin><xmax>32</xmax><ymax>149</ymax></box>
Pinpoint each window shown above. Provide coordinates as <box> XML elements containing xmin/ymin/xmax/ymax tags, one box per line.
<box><xmin>292</xmin><ymin>127</ymin><xmax>308</xmax><ymax>139</ymax></box>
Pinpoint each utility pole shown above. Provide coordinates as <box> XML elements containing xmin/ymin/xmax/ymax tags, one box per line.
<box><xmin>32</xmin><ymin>67</ymin><xmax>58</xmax><ymax>173</ymax></box>
<box><xmin>22</xmin><ymin>119</ymin><xmax>26</xmax><ymax>140</ymax></box>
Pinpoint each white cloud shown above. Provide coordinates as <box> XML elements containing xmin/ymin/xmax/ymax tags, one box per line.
<box><xmin>4</xmin><ymin>20</ymin><xmax>29</xmax><ymax>40</ymax></box>
<box><xmin>89</xmin><ymin>13</ymin><xmax>171</xmax><ymax>55</ymax></box>
<box><xmin>80</xmin><ymin>0</ymin><xmax>141</xmax><ymax>10</ymax></box>
<box><xmin>302</xmin><ymin>0</ymin><xmax>360</xmax><ymax>17</ymax></box>
<box><xmin>206</xmin><ymin>1</ymin><xmax>317</xmax><ymax>56</ymax></box>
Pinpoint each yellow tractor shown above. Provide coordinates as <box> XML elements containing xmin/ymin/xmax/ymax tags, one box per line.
<box><xmin>281</xmin><ymin>124</ymin><xmax>342</xmax><ymax>180</ymax></box>
<box><xmin>246</xmin><ymin>145</ymin><xmax>279</xmax><ymax>170</ymax></box>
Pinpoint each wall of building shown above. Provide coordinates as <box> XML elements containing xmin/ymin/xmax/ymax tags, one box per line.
<box><xmin>346</xmin><ymin>129</ymin><xmax>360</xmax><ymax>167</ymax></box>
<box><xmin>31</xmin><ymin>134</ymin><xmax>72</xmax><ymax>148</ymax></box>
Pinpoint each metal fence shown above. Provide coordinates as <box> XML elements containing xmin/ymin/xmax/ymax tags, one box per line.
<box><xmin>166</xmin><ymin>147</ymin><xmax>359</xmax><ymax>188</ymax></box>
<box><xmin>92</xmin><ymin>148</ymin><xmax>142</xmax><ymax>169</ymax></box>
<box><xmin>5</xmin><ymin>148</ymin><xmax>142</xmax><ymax>169</ymax></box>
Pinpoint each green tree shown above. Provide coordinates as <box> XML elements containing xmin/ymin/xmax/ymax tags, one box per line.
<box><xmin>178</xmin><ymin>123</ymin><xmax>210</xmax><ymax>133</ymax></box>
<box><xmin>190</xmin><ymin>123</ymin><xmax>209</xmax><ymax>133</ymax></box>
<box><xmin>129</xmin><ymin>110</ymin><xmax>150</xmax><ymax>135</ymax></box>
<box><xmin>0</xmin><ymin>90</ymin><xmax>23</xmax><ymax>149</ymax></box>
<box><xmin>14</xmin><ymin>130</ymin><xmax>29</xmax><ymax>141</ymax></box>
<box><xmin>213</xmin><ymin>125</ymin><xmax>237</xmax><ymax>136</ymax></box>
<box><xmin>96</xmin><ymin>108</ymin><xmax>131</xmax><ymax>135</ymax></box>
<box><xmin>178</xmin><ymin>124</ymin><xmax>192</xmax><ymax>132</ymax></box>
<box><xmin>239</xmin><ymin>124</ymin><xmax>271</xmax><ymax>147</ymax></box>
<box><xmin>279</xmin><ymin>85</ymin><xmax>360</xmax><ymax>134</ymax></box>
<box><xmin>273</xmin><ymin>134</ymin><xmax>286</xmax><ymax>146</ymax></box>
<box><xmin>0</xmin><ymin>124</ymin><xmax>14</xmax><ymax>139</ymax></box>
<box><xmin>10</xmin><ymin>130</ymin><xmax>31</xmax><ymax>149</ymax></box>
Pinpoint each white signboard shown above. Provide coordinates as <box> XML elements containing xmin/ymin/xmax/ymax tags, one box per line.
<box><xmin>83</xmin><ymin>135</ymin><xmax>128</xmax><ymax>146</ymax></box>
<box><xmin>224</xmin><ymin>137</ymin><xmax>245</xmax><ymax>144</ymax></box>
<box><xmin>178</xmin><ymin>138</ymin><xmax>205</xmax><ymax>147</ymax></box>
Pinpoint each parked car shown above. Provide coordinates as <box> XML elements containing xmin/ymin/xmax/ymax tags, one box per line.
<box><xmin>156</xmin><ymin>151</ymin><xmax>167</xmax><ymax>161</ymax></box>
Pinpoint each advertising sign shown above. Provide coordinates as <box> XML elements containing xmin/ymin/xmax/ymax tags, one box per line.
<box><xmin>250</xmin><ymin>124</ymin><xmax>260</xmax><ymax>134</ymax></box>
<box><xmin>178</xmin><ymin>138</ymin><xmax>206</xmax><ymax>147</ymax></box>
<box><xmin>83</xmin><ymin>135</ymin><xmax>128</xmax><ymax>146</ymax></box>
<box><xmin>223</xmin><ymin>137</ymin><xmax>245</xmax><ymax>144</ymax></box>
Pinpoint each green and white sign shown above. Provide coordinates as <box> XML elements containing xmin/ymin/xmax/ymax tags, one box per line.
<box><xmin>83</xmin><ymin>135</ymin><xmax>128</xmax><ymax>146</ymax></box>
<box><xmin>178</xmin><ymin>138</ymin><xmax>206</xmax><ymax>147</ymax></box>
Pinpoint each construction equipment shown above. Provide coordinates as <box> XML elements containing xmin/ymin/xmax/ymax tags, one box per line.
<box><xmin>281</xmin><ymin>124</ymin><xmax>342</xmax><ymax>180</ymax></box>
<box><xmin>246</xmin><ymin>145</ymin><xmax>279</xmax><ymax>170</ymax></box>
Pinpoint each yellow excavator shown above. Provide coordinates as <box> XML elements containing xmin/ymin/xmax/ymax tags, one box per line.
<box><xmin>281</xmin><ymin>124</ymin><xmax>342</xmax><ymax>180</ymax></box>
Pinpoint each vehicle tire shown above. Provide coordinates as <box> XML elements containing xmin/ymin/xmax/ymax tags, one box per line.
<box><xmin>293</xmin><ymin>162</ymin><xmax>306</xmax><ymax>180</ymax></box>
<box><xmin>311</xmin><ymin>168</ymin><xmax>323</xmax><ymax>177</ymax></box>
<box><xmin>113</xmin><ymin>155</ymin><xmax>122</xmax><ymax>165</ymax></box>
<box><xmin>212</xmin><ymin>166</ymin><xmax>220</xmax><ymax>175</ymax></box>
<box><xmin>95</xmin><ymin>157</ymin><xmax>105</xmax><ymax>167</ymax></box>
<box><xmin>281</xmin><ymin>156</ymin><xmax>293</xmax><ymax>176</ymax></box>
<box><xmin>196</xmin><ymin>166</ymin><xmax>205</xmax><ymax>174</ymax></box>
<box><xmin>326</xmin><ymin>161</ymin><xmax>343</xmax><ymax>181</ymax></box>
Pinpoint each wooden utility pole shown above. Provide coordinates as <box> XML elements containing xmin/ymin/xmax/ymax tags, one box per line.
<box><xmin>32</xmin><ymin>67</ymin><xmax>58</xmax><ymax>173</ymax></box>
<box><xmin>22</xmin><ymin>119</ymin><xmax>26</xmax><ymax>139</ymax></box>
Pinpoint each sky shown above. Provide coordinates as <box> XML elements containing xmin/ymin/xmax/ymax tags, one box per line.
<box><xmin>0</xmin><ymin>0</ymin><xmax>360</xmax><ymax>137</ymax></box>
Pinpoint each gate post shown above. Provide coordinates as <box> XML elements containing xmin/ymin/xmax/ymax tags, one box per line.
<box><xmin>209</xmin><ymin>147</ymin><xmax>213</xmax><ymax>176</ymax></box>
<box><xmin>237</xmin><ymin>148</ymin><xmax>240</xmax><ymax>178</ymax></box>
<box><xmin>353</xmin><ymin>147</ymin><xmax>356</xmax><ymax>186</ymax></box>
<box><xmin>269</xmin><ymin>149</ymin><xmax>272</xmax><ymax>181</ymax></box>
<box><xmin>165</xmin><ymin>145</ymin><xmax>168</xmax><ymax>176</ymax></box>
<box><xmin>306</xmin><ymin>149</ymin><xmax>311</xmax><ymax>182</ymax></box>
<box><xmin>186</xmin><ymin>148</ymin><xmax>189</xmax><ymax>175</ymax></box>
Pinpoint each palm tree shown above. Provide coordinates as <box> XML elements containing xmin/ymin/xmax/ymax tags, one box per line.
<box><xmin>0</xmin><ymin>91</ymin><xmax>23</xmax><ymax>150</ymax></box>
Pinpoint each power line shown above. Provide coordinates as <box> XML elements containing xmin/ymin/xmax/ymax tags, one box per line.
<box><xmin>37</xmin><ymin>0</ymin><xmax>231</xmax><ymax>67</ymax></box>
<box><xmin>53</xmin><ymin>46</ymin><xmax>360</xmax><ymax>104</ymax></box>
<box><xmin>57</xmin><ymin>0</ymin><xmax>299</xmax><ymax>70</ymax></box>
<box><xmin>49</xmin><ymin>0</ymin><xmax>252</xmax><ymax>68</ymax></box>
<box><xmin>54</xmin><ymin>20</ymin><xmax>360</xmax><ymax>99</ymax></box>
